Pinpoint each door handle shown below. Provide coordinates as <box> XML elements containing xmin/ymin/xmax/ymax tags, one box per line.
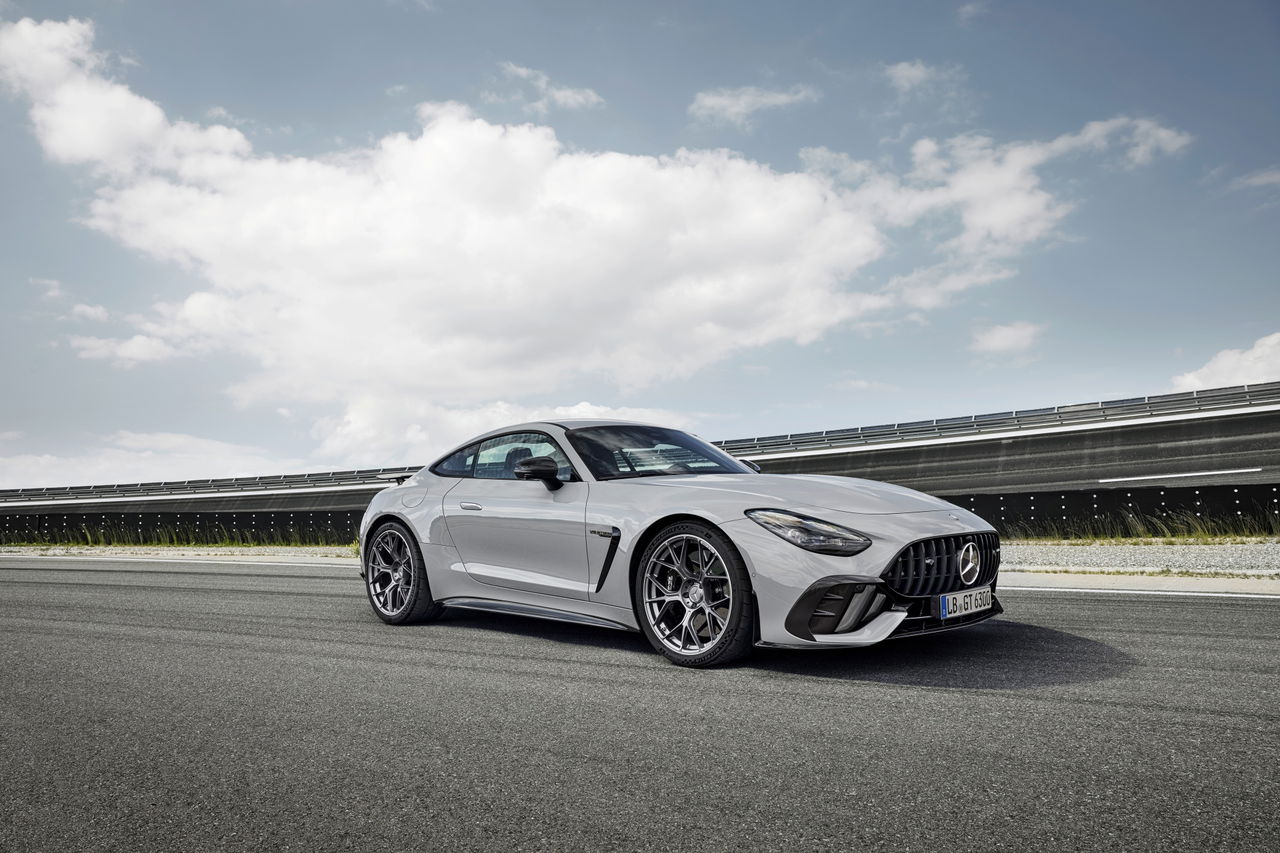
<box><xmin>459</xmin><ymin>502</ymin><xmax>484</xmax><ymax>511</ymax></box>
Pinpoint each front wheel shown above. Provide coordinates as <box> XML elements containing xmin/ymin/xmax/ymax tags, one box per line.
<box><xmin>635</xmin><ymin>521</ymin><xmax>755</xmax><ymax>667</ymax></box>
<box><xmin>364</xmin><ymin>520</ymin><xmax>443</xmax><ymax>625</ymax></box>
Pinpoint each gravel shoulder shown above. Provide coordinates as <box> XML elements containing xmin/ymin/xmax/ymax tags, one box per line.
<box><xmin>1004</xmin><ymin>542</ymin><xmax>1280</xmax><ymax>576</ymax></box>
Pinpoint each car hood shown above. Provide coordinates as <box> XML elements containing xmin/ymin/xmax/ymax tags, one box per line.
<box><xmin>623</xmin><ymin>473</ymin><xmax>956</xmax><ymax>515</ymax></box>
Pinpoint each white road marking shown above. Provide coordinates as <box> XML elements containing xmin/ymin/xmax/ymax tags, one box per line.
<box><xmin>1097</xmin><ymin>467</ymin><xmax>1262</xmax><ymax>483</ymax></box>
<box><xmin>1001</xmin><ymin>585</ymin><xmax>1280</xmax><ymax>599</ymax></box>
<box><xmin>3</xmin><ymin>557</ymin><xmax>1276</xmax><ymax>597</ymax></box>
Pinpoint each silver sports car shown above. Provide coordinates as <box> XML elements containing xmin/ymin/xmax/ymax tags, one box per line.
<box><xmin>359</xmin><ymin>420</ymin><xmax>1002</xmax><ymax>667</ymax></box>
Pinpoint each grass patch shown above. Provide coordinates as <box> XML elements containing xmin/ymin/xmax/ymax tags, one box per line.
<box><xmin>1007</xmin><ymin>535</ymin><xmax>1279</xmax><ymax>546</ymax></box>
<box><xmin>1000</xmin><ymin>508</ymin><xmax>1279</xmax><ymax>541</ymax></box>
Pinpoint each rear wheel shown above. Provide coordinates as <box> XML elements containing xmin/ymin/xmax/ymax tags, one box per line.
<box><xmin>364</xmin><ymin>520</ymin><xmax>443</xmax><ymax>625</ymax></box>
<box><xmin>635</xmin><ymin>521</ymin><xmax>755</xmax><ymax>667</ymax></box>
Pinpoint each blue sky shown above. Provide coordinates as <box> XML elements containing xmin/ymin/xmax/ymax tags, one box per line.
<box><xmin>0</xmin><ymin>0</ymin><xmax>1277</xmax><ymax>487</ymax></box>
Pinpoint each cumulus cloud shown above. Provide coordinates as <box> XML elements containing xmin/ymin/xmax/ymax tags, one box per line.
<box><xmin>69</xmin><ymin>334</ymin><xmax>179</xmax><ymax>365</ymax></box>
<box><xmin>1230</xmin><ymin>167</ymin><xmax>1280</xmax><ymax>194</ymax></box>
<box><xmin>969</xmin><ymin>320</ymin><xmax>1042</xmax><ymax>354</ymax></box>
<box><xmin>68</xmin><ymin>302</ymin><xmax>109</xmax><ymax>321</ymax></box>
<box><xmin>30</xmin><ymin>276</ymin><xmax>64</xmax><ymax>298</ymax></box>
<box><xmin>495</xmin><ymin>61</ymin><xmax>604</xmax><ymax>116</ymax></box>
<box><xmin>883</xmin><ymin>60</ymin><xmax>964</xmax><ymax>99</ymax></box>
<box><xmin>1124</xmin><ymin>118</ymin><xmax>1191</xmax><ymax>167</ymax></box>
<box><xmin>956</xmin><ymin>2</ymin><xmax>990</xmax><ymax>25</ymax></box>
<box><xmin>1172</xmin><ymin>332</ymin><xmax>1280</xmax><ymax>391</ymax></box>
<box><xmin>687</xmin><ymin>84</ymin><xmax>821</xmax><ymax>130</ymax></box>
<box><xmin>0</xmin><ymin>17</ymin><xmax>1192</xmax><ymax>471</ymax></box>
<box><xmin>803</xmin><ymin>116</ymin><xmax>1188</xmax><ymax>306</ymax></box>
<box><xmin>312</xmin><ymin>399</ymin><xmax>692</xmax><ymax>468</ymax></box>
<box><xmin>0</xmin><ymin>431</ymin><xmax>313</xmax><ymax>489</ymax></box>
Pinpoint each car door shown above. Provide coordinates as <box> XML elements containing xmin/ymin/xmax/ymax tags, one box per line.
<box><xmin>442</xmin><ymin>431</ymin><xmax>591</xmax><ymax>600</ymax></box>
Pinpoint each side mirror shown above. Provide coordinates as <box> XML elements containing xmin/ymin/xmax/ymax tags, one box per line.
<box><xmin>742</xmin><ymin>459</ymin><xmax>762</xmax><ymax>473</ymax></box>
<box><xmin>514</xmin><ymin>456</ymin><xmax>564</xmax><ymax>491</ymax></box>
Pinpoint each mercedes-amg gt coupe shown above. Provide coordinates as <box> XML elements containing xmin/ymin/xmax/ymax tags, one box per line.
<box><xmin>359</xmin><ymin>420</ymin><xmax>1002</xmax><ymax>667</ymax></box>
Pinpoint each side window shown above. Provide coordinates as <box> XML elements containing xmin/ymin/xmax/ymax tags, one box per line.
<box><xmin>474</xmin><ymin>432</ymin><xmax>576</xmax><ymax>481</ymax></box>
<box><xmin>432</xmin><ymin>442</ymin><xmax>479</xmax><ymax>477</ymax></box>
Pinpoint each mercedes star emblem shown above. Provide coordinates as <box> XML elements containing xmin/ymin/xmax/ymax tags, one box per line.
<box><xmin>958</xmin><ymin>542</ymin><xmax>981</xmax><ymax>585</ymax></box>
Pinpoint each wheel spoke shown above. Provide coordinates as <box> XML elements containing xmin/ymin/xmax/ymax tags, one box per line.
<box><xmin>648</xmin><ymin>575</ymin><xmax>676</xmax><ymax>596</ymax></box>
<box><xmin>684</xmin><ymin>612</ymin><xmax>702</xmax><ymax>651</ymax></box>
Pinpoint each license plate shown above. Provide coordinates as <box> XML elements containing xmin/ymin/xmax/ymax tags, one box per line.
<box><xmin>939</xmin><ymin>585</ymin><xmax>992</xmax><ymax>619</ymax></box>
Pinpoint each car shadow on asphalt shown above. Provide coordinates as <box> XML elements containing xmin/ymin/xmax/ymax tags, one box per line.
<box><xmin>751</xmin><ymin>617</ymin><xmax>1137</xmax><ymax>689</ymax></box>
<box><xmin>427</xmin><ymin>609</ymin><xmax>1134</xmax><ymax>690</ymax></box>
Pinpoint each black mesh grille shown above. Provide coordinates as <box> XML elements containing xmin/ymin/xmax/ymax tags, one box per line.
<box><xmin>880</xmin><ymin>532</ymin><xmax>1000</xmax><ymax>597</ymax></box>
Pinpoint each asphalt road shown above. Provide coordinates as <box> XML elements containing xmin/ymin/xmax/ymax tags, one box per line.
<box><xmin>1</xmin><ymin>556</ymin><xmax>1277</xmax><ymax>852</ymax></box>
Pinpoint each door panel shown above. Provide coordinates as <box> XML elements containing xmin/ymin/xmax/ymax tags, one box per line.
<box><xmin>443</xmin><ymin>479</ymin><xmax>591</xmax><ymax>600</ymax></box>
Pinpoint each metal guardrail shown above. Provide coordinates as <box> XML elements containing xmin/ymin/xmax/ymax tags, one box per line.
<box><xmin>0</xmin><ymin>466</ymin><xmax>422</xmax><ymax>505</ymax></box>
<box><xmin>713</xmin><ymin>381</ymin><xmax>1280</xmax><ymax>457</ymax></box>
<box><xmin>2</xmin><ymin>381</ymin><xmax>1276</xmax><ymax>506</ymax></box>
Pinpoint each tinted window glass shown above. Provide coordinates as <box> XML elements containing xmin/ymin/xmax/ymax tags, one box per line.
<box><xmin>432</xmin><ymin>443</ymin><xmax>478</xmax><ymax>477</ymax></box>
<box><xmin>474</xmin><ymin>432</ymin><xmax>575</xmax><ymax>481</ymax></box>
<box><xmin>567</xmin><ymin>426</ymin><xmax>750</xmax><ymax>480</ymax></box>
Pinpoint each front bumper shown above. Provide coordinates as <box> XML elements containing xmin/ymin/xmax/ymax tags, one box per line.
<box><xmin>718</xmin><ymin>508</ymin><xmax>1001</xmax><ymax>649</ymax></box>
<box><xmin>758</xmin><ymin>574</ymin><xmax>1002</xmax><ymax>649</ymax></box>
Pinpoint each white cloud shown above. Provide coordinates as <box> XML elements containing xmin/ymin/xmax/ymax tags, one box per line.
<box><xmin>205</xmin><ymin>105</ymin><xmax>243</xmax><ymax>124</ymax></box>
<box><xmin>497</xmin><ymin>61</ymin><xmax>604</xmax><ymax>116</ymax></box>
<box><xmin>687</xmin><ymin>84</ymin><xmax>820</xmax><ymax>130</ymax></box>
<box><xmin>30</xmin><ymin>276</ymin><xmax>63</xmax><ymax>298</ymax></box>
<box><xmin>0</xmin><ymin>431</ymin><xmax>23</xmax><ymax>442</ymax></box>
<box><xmin>956</xmin><ymin>2</ymin><xmax>989</xmax><ymax>24</ymax></box>
<box><xmin>835</xmin><ymin>377</ymin><xmax>896</xmax><ymax>392</ymax></box>
<box><xmin>68</xmin><ymin>302</ymin><xmax>109</xmax><ymax>321</ymax></box>
<box><xmin>0</xmin><ymin>431</ymin><xmax>314</xmax><ymax>489</ymax></box>
<box><xmin>883</xmin><ymin>60</ymin><xmax>963</xmax><ymax>99</ymax></box>
<box><xmin>969</xmin><ymin>320</ymin><xmax>1043</xmax><ymax>354</ymax></box>
<box><xmin>1230</xmin><ymin>167</ymin><xmax>1280</xmax><ymax>191</ymax></box>
<box><xmin>385</xmin><ymin>83</ymin><xmax>408</xmax><ymax>97</ymax></box>
<box><xmin>1124</xmin><ymin>118</ymin><xmax>1191</xmax><ymax>167</ymax></box>
<box><xmin>311</xmin><ymin>399</ymin><xmax>691</xmax><ymax>468</ymax></box>
<box><xmin>69</xmin><ymin>334</ymin><xmax>179</xmax><ymax>365</ymax></box>
<box><xmin>1172</xmin><ymin>332</ymin><xmax>1280</xmax><ymax>391</ymax></box>
<box><xmin>0</xmin><ymin>18</ymin><xmax>1193</xmax><ymax>471</ymax></box>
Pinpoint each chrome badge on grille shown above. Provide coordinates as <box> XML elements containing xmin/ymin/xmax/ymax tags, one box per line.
<box><xmin>958</xmin><ymin>542</ymin><xmax>981</xmax><ymax>585</ymax></box>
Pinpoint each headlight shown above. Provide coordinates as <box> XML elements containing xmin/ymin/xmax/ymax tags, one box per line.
<box><xmin>744</xmin><ymin>508</ymin><xmax>871</xmax><ymax>556</ymax></box>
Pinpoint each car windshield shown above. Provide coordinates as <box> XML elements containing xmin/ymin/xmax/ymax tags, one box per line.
<box><xmin>566</xmin><ymin>425</ymin><xmax>751</xmax><ymax>481</ymax></box>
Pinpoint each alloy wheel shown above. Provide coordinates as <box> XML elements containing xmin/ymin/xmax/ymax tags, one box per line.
<box><xmin>367</xmin><ymin>527</ymin><xmax>414</xmax><ymax>617</ymax></box>
<box><xmin>641</xmin><ymin>534</ymin><xmax>733</xmax><ymax>655</ymax></box>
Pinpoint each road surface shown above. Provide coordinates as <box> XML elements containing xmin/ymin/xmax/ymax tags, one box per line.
<box><xmin>1</xmin><ymin>556</ymin><xmax>1276</xmax><ymax>852</ymax></box>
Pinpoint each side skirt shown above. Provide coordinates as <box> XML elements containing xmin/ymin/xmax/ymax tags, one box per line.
<box><xmin>440</xmin><ymin>597</ymin><xmax>640</xmax><ymax>633</ymax></box>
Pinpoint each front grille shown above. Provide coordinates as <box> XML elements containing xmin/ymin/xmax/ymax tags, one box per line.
<box><xmin>880</xmin><ymin>532</ymin><xmax>1000</xmax><ymax>597</ymax></box>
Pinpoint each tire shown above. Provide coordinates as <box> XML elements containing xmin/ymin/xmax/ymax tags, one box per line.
<box><xmin>363</xmin><ymin>520</ymin><xmax>444</xmax><ymax>625</ymax></box>
<box><xmin>634</xmin><ymin>521</ymin><xmax>755</xmax><ymax>667</ymax></box>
